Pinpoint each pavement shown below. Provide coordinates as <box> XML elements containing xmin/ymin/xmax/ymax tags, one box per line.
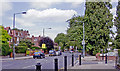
<box><xmin>68</xmin><ymin>56</ymin><xmax>117</xmax><ymax>70</ymax></box>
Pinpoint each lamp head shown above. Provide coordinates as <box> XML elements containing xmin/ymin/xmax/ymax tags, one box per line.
<box><xmin>22</xmin><ymin>12</ymin><xmax>26</xmax><ymax>14</ymax></box>
<box><xmin>48</xmin><ymin>28</ymin><xmax>52</xmax><ymax>29</ymax></box>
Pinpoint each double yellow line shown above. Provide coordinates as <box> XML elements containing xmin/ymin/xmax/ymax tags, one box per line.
<box><xmin>58</xmin><ymin>67</ymin><xmax>64</xmax><ymax>71</ymax></box>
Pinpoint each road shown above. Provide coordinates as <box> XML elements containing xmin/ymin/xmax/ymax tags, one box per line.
<box><xmin>2</xmin><ymin>52</ymin><xmax>80</xmax><ymax>69</ymax></box>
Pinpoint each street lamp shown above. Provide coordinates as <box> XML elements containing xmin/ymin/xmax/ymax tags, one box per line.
<box><xmin>75</xmin><ymin>20</ymin><xmax>85</xmax><ymax>58</ymax></box>
<box><xmin>13</xmin><ymin>12</ymin><xmax>26</xmax><ymax>59</ymax></box>
<box><xmin>43</xmin><ymin>28</ymin><xmax>52</xmax><ymax>37</ymax></box>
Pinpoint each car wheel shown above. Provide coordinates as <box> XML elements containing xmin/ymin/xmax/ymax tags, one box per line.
<box><xmin>40</xmin><ymin>56</ymin><xmax>42</xmax><ymax>59</ymax></box>
<box><xmin>43</xmin><ymin>56</ymin><xmax>45</xmax><ymax>58</ymax></box>
<box><xmin>33</xmin><ymin>57</ymin><xmax>35</xmax><ymax>59</ymax></box>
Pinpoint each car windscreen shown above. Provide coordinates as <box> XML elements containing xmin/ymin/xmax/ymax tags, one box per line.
<box><xmin>49</xmin><ymin>50</ymin><xmax>54</xmax><ymax>53</ymax></box>
<box><xmin>34</xmin><ymin>52</ymin><xmax>42</xmax><ymax>54</ymax></box>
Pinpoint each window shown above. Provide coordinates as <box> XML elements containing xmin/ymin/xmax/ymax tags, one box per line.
<box><xmin>34</xmin><ymin>38</ymin><xmax>37</xmax><ymax>41</ymax></box>
<box><xmin>8</xmin><ymin>29</ymin><xmax>10</xmax><ymax>34</ymax></box>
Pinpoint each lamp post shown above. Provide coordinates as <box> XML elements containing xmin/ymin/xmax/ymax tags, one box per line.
<box><xmin>75</xmin><ymin>20</ymin><xmax>85</xmax><ymax>58</ymax></box>
<box><xmin>82</xmin><ymin>22</ymin><xmax>85</xmax><ymax>58</ymax></box>
<box><xmin>43</xmin><ymin>28</ymin><xmax>52</xmax><ymax>37</ymax></box>
<box><xmin>13</xmin><ymin>12</ymin><xmax>26</xmax><ymax>59</ymax></box>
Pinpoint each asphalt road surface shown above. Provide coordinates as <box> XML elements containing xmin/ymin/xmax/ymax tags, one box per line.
<box><xmin>2</xmin><ymin>52</ymin><xmax>80</xmax><ymax>69</ymax></box>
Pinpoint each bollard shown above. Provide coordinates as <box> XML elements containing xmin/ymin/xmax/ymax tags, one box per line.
<box><xmin>72</xmin><ymin>54</ymin><xmax>74</xmax><ymax>66</ymax></box>
<box><xmin>64</xmin><ymin>56</ymin><xmax>67</xmax><ymax>71</ymax></box>
<box><xmin>54</xmin><ymin>58</ymin><xmax>58</xmax><ymax>71</ymax></box>
<box><xmin>79</xmin><ymin>55</ymin><xmax>81</xmax><ymax>65</ymax></box>
<box><xmin>36</xmin><ymin>63</ymin><xmax>41</xmax><ymax>71</ymax></box>
<box><xmin>105</xmin><ymin>54</ymin><xmax>107</xmax><ymax>64</ymax></box>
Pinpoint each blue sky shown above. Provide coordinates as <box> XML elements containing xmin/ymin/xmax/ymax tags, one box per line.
<box><xmin>1</xmin><ymin>0</ymin><xmax>118</xmax><ymax>40</ymax></box>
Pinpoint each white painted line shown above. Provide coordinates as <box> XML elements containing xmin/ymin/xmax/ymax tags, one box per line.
<box><xmin>22</xmin><ymin>65</ymin><xmax>35</xmax><ymax>69</ymax></box>
<box><xmin>69</xmin><ymin>60</ymin><xmax>79</xmax><ymax>66</ymax></box>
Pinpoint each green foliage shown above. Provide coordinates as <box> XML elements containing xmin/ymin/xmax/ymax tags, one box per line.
<box><xmin>84</xmin><ymin>2</ymin><xmax>113</xmax><ymax>55</ymax></box>
<box><xmin>30</xmin><ymin>46</ymin><xmax>40</xmax><ymax>50</ymax></box>
<box><xmin>15</xmin><ymin>40</ymin><xmax>34</xmax><ymax>53</ymax></box>
<box><xmin>54</xmin><ymin>33</ymin><xmax>68</xmax><ymax>45</ymax></box>
<box><xmin>15</xmin><ymin>41</ymin><xmax>27</xmax><ymax>53</ymax></box>
<box><xmin>15</xmin><ymin>46</ymin><xmax>26</xmax><ymax>53</ymax></box>
<box><xmin>32</xmin><ymin>48</ymin><xmax>35</xmax><ymax>51</ymax></box>
<box><xmin>0</xmin><ymin>26</ymin><xmax>11</xmax><ymax>56</ymax></box>
<box><xmin>20</xmin><ymin>40</ymin><xmax>34</xmax><ymax>48</ymax></box>
<box><xmin>9</xmin><ymin>49</ymin><xmax>13</xmax><ymax>53</ymax></box>
<box><xmin>115</xmin><ymin>1</ymin><xmax>120</xmax><ymax>49</ymax></box>
<box><xmin>54</xmin><ymin>33</ymin><xmax>69</xmax><ymax>50</ymax></box>
<box><xmin>2</xmin><ymin>44</ymin><xmax>10</xmax><ymax>56</ymax></box>
<box><xmin>118</xmin><ymin>49</ymin><xmax>120</xmax><ymax>57</ymax></box>
<box><xmin>54</xmin><ymin>2</ymin><xmax>113</xmax><ymax>55</ymax></box>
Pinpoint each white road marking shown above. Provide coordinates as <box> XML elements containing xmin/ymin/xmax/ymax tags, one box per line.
<box><xmin>22</xmin><ymin>65</ymin><xmax>35</xmax><ymax>69</ymax></box>
<box><xmin>69</xmin><ymin>60</ymin><xmax>79</xmax><ymax>66</ymax></box>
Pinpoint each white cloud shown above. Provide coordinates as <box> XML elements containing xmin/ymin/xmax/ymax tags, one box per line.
<box><xmin>110</xmin><ymin>7</ymin><xmax>116</xmax><ymax>15</ymax></box>
<box><xmin>16</xmin><ymin>18</ymin><xmax>35</xmax><ymax>27</ymax></box>
<box><xmin>17</xmin><ymin>8</ymin><xmax>77</xmax><ymax>27</ymax></box>
<box><xmin>110</xmin><ymin>7</ymin><xmax>117</xmax><ymax>19</ymax></box>
<box><xmin>114</xmin><ymin>33</ymin><xmax>117</xmax><ymax>38</ymax></box>
<box><xmin>111</xmin><ymin>0</ymin><xmax>118</xmax><ymax>2</ymax></box>
<box><xmin>15</xmin><ymin>8</ymin><xmax>77</xmax><ymax>40</ymax></box>
<box><xmin>0</xmin><ymin>1</ymin><xmax>12</xmax><ymax>16</ymax></box>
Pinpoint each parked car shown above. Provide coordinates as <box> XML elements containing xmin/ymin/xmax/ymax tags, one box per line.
<box><xmin>33</xmin><ymin>52</ymin><xmax>45</xmax><ymax>59</ymax></box>
<box><xmin>49</xmin><ymin>50</ymin><xmax>56</xmax><ymax>56</ymax></box>
<box><xmin>56</xmin><ymin>50</ymin><xmax>62</xmax><ymax>56</ymax></box>
<box><xmin>70</xmin><ymin>50</ymin><xmax>74</xmax><ymax>53</ymax></box>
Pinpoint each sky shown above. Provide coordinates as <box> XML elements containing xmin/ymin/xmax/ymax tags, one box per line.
<box><xmin>1</xmin><ymin>0</ymin><xmax>118</xmax><ymax>41</ymax></box>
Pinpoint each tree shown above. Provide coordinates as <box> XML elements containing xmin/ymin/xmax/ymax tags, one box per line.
<box><xmin>84</xmin><ymin>2</ymin><xmax>113</xmax><ymax>55</ymax></box>
<box><xmin>54</xmin><ymin>33</ymin><xmax>68</xmax><ymax>49</ymax></box>
<box><xmin>15</xmin><ymin>41</ymin><xmax>27</xmax><ymax>53</ymax></box>
<box><xmin>23</xmin><ymin>39</ymin><xmax>34</xmax><ymax>48</ymax></box>
<box><xmin>66</xmin><ymin>2</ymin><xmax>113</xmax><ymax>55</ymax></box>
<box><xmin>39</xmin><ymin>37</ymin><xmax>54</xmax><ymax>52</ymax></box>
<box><xmin>115</xmin><ymin>1</ymin><xmax>120</xmax><ymax>49</ymax></box>
<box><xmin>0</xmin><ymin>26</ymin><xmax>11</xmax><ymax>56</ymax></box>
<box><xmin>15</xmin><ymin>40</ymin><xmax>34</xmax><ymax>53</ymax></box>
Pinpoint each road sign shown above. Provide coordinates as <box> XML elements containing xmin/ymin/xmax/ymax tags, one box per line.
<box><xmin>82</xmin><ymin>40</ymin><xmax>85</xmax><ymax>45</ymax></box>
<box><xmin>42</xmin><ymin>44</ymin><xmax>46</xmax><ymax>48</ymax></box>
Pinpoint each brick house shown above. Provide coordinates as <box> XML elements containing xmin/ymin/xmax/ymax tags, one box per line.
<box><xmin>4</xmin><ymin>27</ymin><xmax>30</xmax><ymax>48</ymax></box>
<box><xmin>4</xmin><ymin>26</ymin><xmax>42</xmax><ymax>48</ymax></box>
<box><xmin>31</xmin><ymin>35</ymin><xmax>41</xmax><ymax>47</ymax></box>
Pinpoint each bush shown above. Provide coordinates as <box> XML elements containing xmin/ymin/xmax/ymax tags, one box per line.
<box><xmin>78</xmin><ymin>50</ymin><xmax>82</xmax><ymax>53</ymax></box>
<box><xmin>29</xmin><ymin>47</ymin><xmax>40</xmax><ymax>50</ymax></box>
<box><xmin>15</xmin><ymin>46</ymin><xmax>27</xmax><ymax>53</ymax></box>
<box><xmin>2</xmin><ymin>44</ymin><xmax>10</xmax><ymax>56</ymax></box>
